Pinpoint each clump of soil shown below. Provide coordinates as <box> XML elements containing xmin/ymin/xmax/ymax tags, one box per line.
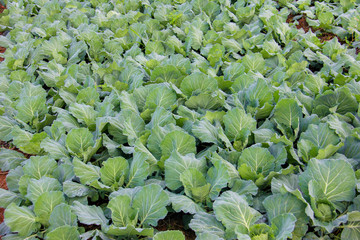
<box><xmin>0</xmin><ymin>46</ymin><xmax>4</xmax><ymax>62</ymax></box>
<box><xmin>318</xmin><ymin>31</ymin><xmax>344</xmax><ymax>43</ymax></box>
<box><xmin>155</xmin><ymin>212</ymin><xmax>196</xmax><ymax>240</ymax></box>
<box><xmin>297</xmin><ymin>15</ymin><xmax>312</xmax><ymax>33</ymax></box>
<box><xmin>287</xmin><ymin>14</ymin><xmax>344</xmax><ymax>43</ymax></box>
<box><xmin>287</xmin><ymin>14</ymin><xmax>312</xmax><ymax>32</ymax></box>
<box><xmin>0</xmin><ymin>171</ymin><xmax>7</xmax><ymax>225</ymax></box>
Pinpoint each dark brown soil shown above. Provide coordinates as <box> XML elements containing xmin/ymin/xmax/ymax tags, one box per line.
<box><xmin>155</xmin><ymin>212</ymin><xmax>196</xmax><ymax>240</ymax></box>
<box><xmin>0</xmin><ymin>140</ymin><xmax>10</xmax><ymax>238</ymax></box>
<box><xmin>287</xmin><ymin>14</ymin><xmax>344</xmax><ymax>43</ymax></box>
<box><xmin>297</xmin><ymin>15</ymin><xmax>312</xmax><ymax>33</ymax></box>
<box><xmin>0</xmin><ymin>171</ymin><xmax>7</xmax><ymax>226</ymax></box>
<box><xmin>318</xmin><ymin>32</ymin><xmax>343</xmax><ymax>43</ymax></box>
<box><xmin>287</xmin><ymin>14</ymin><xmax>312</xmax><ymax>33</ymax></box>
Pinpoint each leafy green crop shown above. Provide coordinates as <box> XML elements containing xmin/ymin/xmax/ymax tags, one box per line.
<box><xmin>0</xmin><ymin>0</ymin><xmax>359</xmax><ymax>239</ymax></box>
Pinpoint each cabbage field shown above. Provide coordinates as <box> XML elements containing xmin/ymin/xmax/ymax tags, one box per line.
<box><xmin>0</xmin><ymin>0</ymin><xmax>359</xmax><ymax>239</ymax></box>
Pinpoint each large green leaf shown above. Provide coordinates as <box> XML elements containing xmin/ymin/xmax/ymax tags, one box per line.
<box><xmin>146</xmin><ymin>107</ymin><xmax>176</xmax><ymax>129</ymax></box>
<box><xmin>23</xmin><ymin>156</ymin><xmax>57</xmax><ymax>179</ymax></box>
<box><xmin>26</xmin><ymin>177</ymin><xmax>62</xmax><ymax>203</ymax></box>
<box><xmin>76</xmin><ymin>87</ymin><xmax>99</xmax><ymax>107</ymax></box>
<box><xmin>207</xmin><ymin>158</ymin><xmax>230</xmax><ymax>200</ymax></box>
<box><xmin>117</xmin><ymin>109</ymin><xmax>145</xmax><ymax>145</ymax></box>
<box><xmin>126</xmin><ymin>151</ymin><xmax>150</xmax><ymax>188</ymax></box>
<box><xmin>48</xmin><ymin>203</ymin><xmax>77</xmax><ymax>230</ymax></box>
<box><xmin>263</xmin><ymin>193</ymin><xmax>309</xmax><ymax>239</ymax></box>
<box><xmin>71</xmin><ymin>201</ymin><xmax>108</xmax><ymax>226</ymax></box>
<box><xmin>298</xmin><ymin>123</ymin><xmax>340</xmax><ymax>149</ymax></box>
<box><xmin>34</xmin><ymin>191</ymin><xmax>65</xmax><ymax>225</ymax></box>
<box><xmin>273</xmin><ymin>98</ymin><xmax>302</xmax><ymax>140</ymax></box>
<box><xmin>40</xmin><ymin>138</ymin><xmax>69</xmax><ymax>160</ymax></box>
<box><xmin>46</xmin><ymin>226</ymin><xmax>80</xmax><ymax>240</ymax></box>
<box><xmin>160</xmin><ymin>130</ymin><xmax>196</xmax><ymax>159</ymax></box>
<box><xmin>341</xmin><ymin>211</ymin><xmax>360</xmax><ymax>240</ymax></box>
<box><xmin>180</xmin><ymin>168</ymin><xmax>211</xmax><ymax>203</ymax></box>
<box><xmin>213</xmin><ymin>191</ymin><xmax>261</xmax><ymax>233</ymax></box>
<box><xmin>0</xmin><ymin>188</ymin><xmax>21</xmax><ymax>208</ymax></box>
<box><xmin>180</xmin><ymin>72</ymin><xmax>218</xmax><ymax>97</ymax></box>
<box><xmin>108</xmin><ymin>194</ymin><xmax>137</xmax><ymax>227</ymax></box>
<box><xmin>132</xmin><ymin>184</ymin><xmax>170</xmax><ymax>227</ymax></box>
<box><xmin>106</xmin><ymin>224</ymin><xmax>154</xmax><ymax>237</ymax></box>
<box><xmin>4</xmin><ymin>203</ymin><xmax>40</xmax><ymax>236</ymax></box>
<box><xmin>11</xmin><ymin>127</ymin><xmax>48</xmax><ymax>154</ymax></box>
<box><xmin>16</xmin><ymin>96</ymin><xmax>47</xmax><ymax>124</ymax></box>
<box><xmin>223</xmin><ymin>108</ymin><xmax>256</xmax><ymax>141</ymax></box>
<box><xmin>165</xmin><ymin>151</ymin><xmax>206</xmax><ymax>191</ymax></box>
<box><xmin>73</xmin><ymin>158</ymin><xmax>100</xmax><ymax>185</ymax></box>
<box><xmin>65</xmin><ymin>128</ymin><xmax>95</xmax><ymax>158</ymax></box>
<box><xmin>100</xmin><ymin>157</ymin><xmax>129</xmax><ymax>187</ymax></box>
<box><xmin>298</xmin><ymin>123</ymin><xmax>342</xmax><ymax>161</ymax></box>
<box><xmin>0</xmin><ymin>149</ymin><xmax>25</xmax><ymax>171</ymax></box>
<box><xmin>242</xmin><ymin>52</ymin><xmax>266</xmax><ymax>74</ymax></box>
<box><xmin>185</xmin><ymin>93</ymin><xmax>225</xmax><ymax>110</ymax></box>
<box><xmin>271</xmin><ymin>213</ymin><xmax>297</xmax><ymax>240</ymax></box>
<box><xmin>0</xmin><ymin>116</ymin><xmax>17</xmax><ymax>141</ymax></box>
<box><xmin>185</xmin><ymin>25</ymin><xmax>203</xmax><ymax>51</ymax></box>
<box><xmin>192</xmin><ymin>119</ymin><xmax>232</xmax><ymax>148</ymax></box>
<box><xmin>69</xmin><ymin>103</ymin><xmax>97</xmax><ymax>130</ymax></box>
<box><xmin>246</xmin><ymin>79</ymin><xmax>273</xmax><ymax>109</ymax></box>
<box><xmin>299</xmin><ymin>158</ymin><xmax>356</xmax><ymax>202</ymax></box>
<box><xmin>211</xmin><ymin>153</ymin><xmax>240</xmax><ymax>185</ymax></box>
<box><xmin>150</xmin><ymin>65</ymin><xmax>184</xmax><ymax>86</ymax></box>
<box><xmin>145</xmin><ymin>85</ymin><xmax>177</xmax><ymax>110</ymax></box>
<box><xmin>167</xmin><ymin>191</ymin><xmax>205</xmax><ymax>214</ymax></box>
<box><xmin>238</xmin><ymin>146</ymin><xmax>276</xmax><ymax>179</ymax></box>
<box><xmin>153</xmin><ymin>230</ymin><xmax>185</xmax><ymax>240</ymax></box>
<box><xmin>189</xmin><ymin>212</ymin><xmax>225</xmax><ymax>238</ymax></box>
<box><xmin>313</xmin><ymin>87</ymin><xmax>358</xmax><ymax>117</ymax></box>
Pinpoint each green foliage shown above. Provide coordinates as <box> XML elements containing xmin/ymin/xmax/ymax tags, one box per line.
<box><xmin>0</xmin><ymin>0</ymin><xmax>359</xmax><ymax>239</ymax></box>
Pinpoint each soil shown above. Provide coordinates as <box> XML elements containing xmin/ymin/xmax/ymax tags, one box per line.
<box><xmin>155</xmin><ymin>212</ymin><xmax>196</xmax><ymax>240</ymax></box>
<box><xmin>0</xmin><ymin>141</ymin><xmax>10</xmax><ymax>239</ymax></box>
<box><xmin>318</xmin><ymin>32</ymin><xmax>344</xmax><ymax>43</ymax></box>
<box><xmin>0</xmin><ymin>171</ymin><xmax>7</xmax><ymax>225</ymax></box>
<box><xmin>286</xmin><ymin>14</ymin><xmax>345</xmax><ymax>43</ymax></box>
<box><xmin>287</xmin><ymin>14</ymin><xmax>311</xmax><ymax>32</ymax></box>
<box><xmin>297</xmin><ymin>15</ymin><xmax>312</xmax><ymax>33</ymax></box>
